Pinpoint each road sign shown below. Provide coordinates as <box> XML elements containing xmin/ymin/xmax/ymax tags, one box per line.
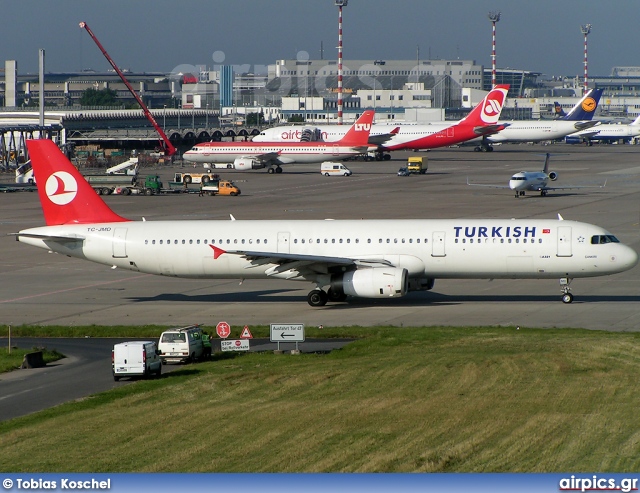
<box><xmin>270</xmin><ymin>323</ymin><xmax>305</xmax><ymax>342</ymax></box>
<box><xmin>221</xmin><ymin>339</ymin><xmax>250</xmax><ymax>352</ymax></box>
<box><xmin>216</xmin><ymin>321</ymin><xmax>231</xmax><ymax>339</ymax></box>
<box><xmin>240</xmin><ymin>326</ymin><xmax>253</xmax><ymax>339</ymax></box>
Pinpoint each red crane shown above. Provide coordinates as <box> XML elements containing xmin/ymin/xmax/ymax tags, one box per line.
<box><xmin>79</xmin><ymin>21</ymin><xmax>177</xmax><ymax>156</ymax></box>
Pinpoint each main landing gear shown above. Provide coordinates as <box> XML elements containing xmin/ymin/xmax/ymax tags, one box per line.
<box><xmin>560</xmin><ymin>277</ymin><xmax>574</xmax><ymax>304</ymax></box>
<box><xmin>515</xmin><ymin>190</ymin><xmax>526</xmax><ymax>198</ymax></box>
<box><xmin>267</xmin><ymin>166</ymin><xmax>283</xmax><ymax>174</ymax></box>
<box><xmin>307</xmin><ymin>287</ymin><xmax>347</xmax><ymax>307</ymax></box>
<box><xmin>474</xmin><ymin>143</ymin><xmax>494</xmax><ymax>152</ymax></box>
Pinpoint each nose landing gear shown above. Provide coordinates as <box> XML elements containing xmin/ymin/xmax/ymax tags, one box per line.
<box><xmin>560</xmin><ymin>277</ymin><xmax>574</xmax><ymax>303</ymax></box>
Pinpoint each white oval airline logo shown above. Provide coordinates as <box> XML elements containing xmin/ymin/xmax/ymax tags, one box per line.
<box><xmin>481</xmin><ymin>89</ymin><xmax>507</xmax><ymax>124</ymax></box>
<box><xmin>45</xmin><ymin>171</ymin><xmax>78</xmax><ymax>205</ymax></box>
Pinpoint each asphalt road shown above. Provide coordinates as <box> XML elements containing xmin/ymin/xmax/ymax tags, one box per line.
<box><xmin>1</xmin><ymin>144</ymin><xmax>639</xmax><ymax>331</ymax></box>
<box><xmin>0</xmin><ymin>337</ymin><xmax>353</xmax><ymax>421</ymax></box>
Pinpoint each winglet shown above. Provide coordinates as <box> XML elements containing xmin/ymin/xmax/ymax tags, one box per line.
<box><xmin>210</xmin><ymin>245</ymin><xmax>226</xmax><ymax>259</ymax></box>
<box><xmin>26</xmin><ymin>139</ymin><xmax>129</xmax><ymax>226</ymax></box>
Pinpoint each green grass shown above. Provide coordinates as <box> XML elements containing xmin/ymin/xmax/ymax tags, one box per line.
<box><xmin>0</xmin><ymin>347</ymin><xmax>64</xmax><ymax>373</ymax></box>
<box><xmin>1</xmin><ymin>326</ymin><xmax>639</xmax><ymax>472</ymax></box>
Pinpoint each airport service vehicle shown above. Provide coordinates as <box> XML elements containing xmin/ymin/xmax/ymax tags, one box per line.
<box><xmin>173</xmin><ymin>171</ymin><xmax>217</xmax><ymax>184</ymax></box>
<box><xmin>15</xmin><ymin>139</ymin><xmax>638</xmax><ymax>307</ymax></box>
<box><xmin>406</xmin><ymin>157</ymin><xmax>427</xmax><ymax>174</ymax></box>
<box><xmin>158</xmin><ymin>326</ymin><xmax>204</xmax><ymax>364</ymax></box>
<box><xmin>112</xmin><ymin>341</ymin><xmax>162</xmax><ymax>381</ymax></box>
<box><xmin>106</xmin><ymin>156</ymin><xmax>139</xmax><ymax>176</ymax></box>
<box><xmin>201</xmin><ymin>180</ymin><xmax>241</xmax><ymax>196</ymax></box>
<box><xmin>397</xmin><ymin>167</ymin><xmax>411</xmax><ymax>177</ymax></box>
<box><xmin>83</xmin><ymin>174</ymin><xmax>164</xmax><ymax>196</ymax></box>
<box><xmin>182</xmin><ymin>111</ymin><xmax>376</xmax><ymax>173</ymax></box>
<box><xmin>467</xmin><ymin>153</ymin><xmax>606</xmax><ymax>198</ymax></box>
<box><xmin>321</xmin><ymin>162</ymin><xmax>352</xmax><ymax>176</ymax></box>
<box><xmin>15</xmin><ymin>161</ymin><xmax>35</xmax><ymax>184</ymax></box>
<box><xmin>251</xmin><ymin>85</ymin><xmax>510</xmax><ymax>160</ymax></box>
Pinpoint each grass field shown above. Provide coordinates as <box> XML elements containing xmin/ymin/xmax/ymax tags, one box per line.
<box><xmin>0</xmin><ymin>326</ymin><xmax>639</xmax><ymax>472</ymax></box>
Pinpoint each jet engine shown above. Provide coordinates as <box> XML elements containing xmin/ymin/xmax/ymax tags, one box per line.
<box><xmin>331</xmin><ymin>268</ymin><xmax>408</xmax><ymax>298</ymax></box>
<box><xmin>548</xmin><ymin>171</ymin><xmax>558</xmax><ymax>181</ymax></box>
<box><xmin>233</xmin><ymin>157</ymin><xmax>264</xmax><ymax>170</ymax></box>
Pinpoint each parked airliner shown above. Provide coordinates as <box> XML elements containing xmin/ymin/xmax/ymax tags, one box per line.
<box><xmin>15</xmin><ymin>140</ymin><xmax>637</xmax><ymax>306</ymax></box>
<box><xmin>182</xmin><ymin>110</ymin><xmax>375</xmax><ymax>173</ymax></box>
<box><xmin>467</xmin><ymin>153</ymin><xmax>606</xmax><ymax>198</ymax></box>
<box><xmin>470</xmin><ymin>88</ymin><xmax>604</xmax><ymax>151</ymax></box>
<box><xmin>251</xmin><ymin>85</ymin><xmax>510</xmax><ymax>160</ymax></box>
<box><xmin>566</xmin><ymin>113</ymin><xmax>640</xmax><ymax>144</ymax></box>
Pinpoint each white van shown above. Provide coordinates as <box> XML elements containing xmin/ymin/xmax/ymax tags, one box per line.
<box><xmin>158</xmin><ymin>325</ymin><xmax>204</xmax><ymax>364</ymax></box>
<box><xmin>112</xmin><ymin>341</ymin><xmax>162</xmax><ymax>381</ymax></box>
<box><xmin>321</xmin><ymin>161</ymin><xmax>352</xmax><ymax>176</ymax></box>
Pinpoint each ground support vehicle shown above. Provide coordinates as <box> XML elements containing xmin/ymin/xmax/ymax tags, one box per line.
<box><xmin>84</xmin><ymin>174</ymin><xmax>164</xmax><ymax>196</ymax></box>
<box><xmin>173</xmin><ymin>171</ymin><xmax>217</xmax><ymax>185</ymax></box>
<box><xmin>112</xmin><ymin>341</ymin><xmax>162</xmax><ymax>381</ymax></box>
<box><xmin>158</xmin><ymin>325</ymin><xmax>204</xmax><ymax>364</ymax></box>
<box><xmin>321</xmin><ymin>162</ymin><xmax>352</xmax><ymax>176</ymax></box>
<box><xmin>407</xmin><ymin>156</ymin><xmax>428</xmax><ymax>174</ymax></box>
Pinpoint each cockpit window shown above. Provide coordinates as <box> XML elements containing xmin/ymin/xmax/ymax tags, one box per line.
<box><xmin>591</xmin><ymin>235</ymin><xmax>620</xmax><ymax>244</ymax></box>
<box><xmin>511</xmin><ymin>176</ymin><xmax>526</xmax><ymax>181</ymax></box>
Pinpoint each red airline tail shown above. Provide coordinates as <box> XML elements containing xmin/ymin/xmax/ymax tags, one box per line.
<box><xmin>26</xmin><ymin>139</ymin><xmax>129</xmax><ymax>226</ymax></box>
<box><xmin>458</xmin><ymin>84</ymin><xmax>510</xmax><ymax>127</ymax></box>
<box><xmin>337</xmin><ymin>110</ymin><xmax>375</xmax><ymax>146</ymax></box>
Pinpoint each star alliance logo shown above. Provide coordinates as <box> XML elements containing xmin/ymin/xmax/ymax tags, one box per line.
<box><xmin>45</xmin><ymin>171</ymin><xmax>78</xmax><ymax>205</ymax></box>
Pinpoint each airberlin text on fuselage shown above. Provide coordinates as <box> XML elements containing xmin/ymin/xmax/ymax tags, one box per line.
<box><xmin>454</xmin><ymin>226</ymin><xmax>538</xmax><ymax>238</ymax></box>
<box><xmin>280</xmin><ymin>129</ymin><xmax>329</xmax><ymax>141</ymax></box>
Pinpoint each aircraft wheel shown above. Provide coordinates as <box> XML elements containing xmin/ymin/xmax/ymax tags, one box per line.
<box><xmin>562</xmin><ymin>293</ymin><xmax>574</xmax><ymax>304</ymax></box>
<box><xmin>307</xmin><ymin>289</ymin><xmax>328</xmax><ymax>307</ymax></box>
<box><xmin>486</xmin><ymin>146</ymin><xmax>494</xmax><ymax>152</ymax></box>
<box><xmin>227</xmin><ymin>164</ymin><xmax>234</xmax><ymax>169</ymax></box>
<box><xmin>275</xmin><ymin>167</ymin><xmax>283</xmax><ymax>174</ymax></box>
<box><xmin>267</xmin><ymin>167</ymin><xmax>275</xmax><ymax>174</ymax></box>
<box><xmin>474</xmin><ymin>146</ymin><xmax>481</xmax><ymax>152</ymax></box>
<box><xmin>383</xmin><ymin>154</ymin><xmax>391</xmax><ymax>161</ymax></box>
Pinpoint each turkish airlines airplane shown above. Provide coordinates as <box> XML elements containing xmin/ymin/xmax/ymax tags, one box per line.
<box><xmin>182</xmin><ymin>110</ymin><xmax>375</xmax><ymax>174</ymax></box>
<box><xmin>251</xmin><ymin>84</ymin><xmax>511</xmax><ymax>159</ymax></box>
<box><xmin>15</xmin><ymin>140</ymin><xmax>638</xmax><ymax>306</ymax></box>
<box><xmin>468</xmin><ymin>153</ymin><xmax>606</xmax><ymax>198</ymax></box>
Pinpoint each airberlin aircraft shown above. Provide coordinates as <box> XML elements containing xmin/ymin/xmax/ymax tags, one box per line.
<box><xmin>251</xmin><ymin>84</ymin><xmax>510</xmax><ymax>160</ymax></box>
<box><xmin>16</xmin><ymin>139</ymin><xmax>637</xmax><ymax>306</ymax></box>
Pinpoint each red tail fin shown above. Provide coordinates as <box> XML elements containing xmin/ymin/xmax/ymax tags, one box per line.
<box><xmin>26</xmin><ymin>139</ymin><xmax>129</xmax><ymax>226</ymax></box>
<box><xmin>459</xmin><ymin>84</ymin><xmax>510</xmax><ymax>127</ymax></box>
<box><xmin>337</xmin><ymin>110</ymin><xmax>375</xmax><ymax>146</ymax></box>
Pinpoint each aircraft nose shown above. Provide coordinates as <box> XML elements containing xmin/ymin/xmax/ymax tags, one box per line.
<box><xmin>621</xmin><ymin>245</ymin><xmax>639</xmax><ymax>270</ymax></box>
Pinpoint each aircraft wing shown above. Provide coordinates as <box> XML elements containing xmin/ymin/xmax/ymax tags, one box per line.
<box><xmin>368</xmin><ymin>127</ymin><xmax>400</xmax><ymax>146</ymax></box>
<box><xmin>210</xmin><ymin>245</ymin><xmax>394</xmax><ymax>277</ymax></box>
<box><xmin>573</xmin><ymin>121</ymin><xmax>599</xmax><ymax>131</ymax></box>
<box><xmin>574</xmin><ymin>130</ymin><xmax>600</xmax><ymax>139</ymax></box>
<box><xmin>246</xmin><ymin>151</ymin><xmax>281</xmax><ymax>163</ymax></box>
<box><xmin>539</xmin><ymin>182</ymin><xmax>606</xmax><ymax>192</ymax></box>
<box><xmin>466</xmin><ymin>177</ymin><xmax>509</xmax><ymax>189</ymax></box>
<box><xmin>472</xmin><ymin>123</ymin><xmax>508</xmax><ymax>136</ymax></box>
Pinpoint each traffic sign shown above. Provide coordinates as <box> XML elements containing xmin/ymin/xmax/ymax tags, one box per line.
<box><xmin>216</xmin><ymin>321</ymin><xmax>231</xmax><ymax>339</ymax></box>
<box><xmin>270</xmin><ymin>323</ymin><xmax>305</xmax><ymax>342</ymax></box>
<box><xmin>240</xmin><ymin>326</ymin><xmax>253</xmax><ymax>339</ymax></box>
<box><xmin>221</xmin><ymin>339</ymin><xmax>250</xmax><ymax>352</ymax></box>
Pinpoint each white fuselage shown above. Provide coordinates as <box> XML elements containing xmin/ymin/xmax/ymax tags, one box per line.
<box><xmin>509</xmin><ymin>172</ymin><xmax>549</xmax><ymax>192</ymax></box>
<box><xmin>18</xmin><ymin>219</ymin><xmax>637</xmax><ymax>285</ymax></box>
<box><xmin>568</xmin><ymin>123</ymin><xmax>640</xmax><ymax>141</ymax></box>
<box><xmin>182</xmin><ymin>143</ymin><xmax>365</xmax><ymax>165</ymax></box>
<box><xmin>252</xmin><ymin>123</ymin><xmax>464</xmax><ymax>150</ymax></box>
<box><xmin>485</xmin><ymin>120</ymin><xmax>592</xmax><ymax>143</ymax></box>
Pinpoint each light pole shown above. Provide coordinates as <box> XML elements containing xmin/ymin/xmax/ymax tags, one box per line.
<box><xmin>206</xmin><ymin>103</ymin><xmax>209</xmax><ymax>128</ymax></box>
<box><xmin>163</xmin><ymin>104</ymin><xmax>166</xmax><ymax>131</ymax></box>
<box><xmin>488</xmin><ymin>11</ymin><xmax>501</xmax><ymax>87</ymax></box>
<box><xmin>335</xmin><ymin>0</ymin><xmax>348</xmax><ymax>125</ymax></box>
<box><xmin>581</xmin><ymin>24</ymin><xmax>592</xmax><ymax>94</ymax></box>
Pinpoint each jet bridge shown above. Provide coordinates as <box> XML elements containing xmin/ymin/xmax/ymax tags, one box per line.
<box><xmin>0</xmin><ymin>125</ymin><xmax>62</xmax><ymax>171</ymax></box>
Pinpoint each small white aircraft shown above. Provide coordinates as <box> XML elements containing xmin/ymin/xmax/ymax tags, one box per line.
<box><xmin>467</xmin><ymin>153</ymin><xmax>606</xmax><ymax>198</ymax></box>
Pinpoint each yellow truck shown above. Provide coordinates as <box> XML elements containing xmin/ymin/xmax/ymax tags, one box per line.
<box><xmin>407</xmin><ymin>156</ymin><xmax>428</xmax><ymax>174</ymax></box>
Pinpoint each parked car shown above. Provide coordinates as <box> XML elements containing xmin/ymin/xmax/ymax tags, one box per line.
<box><xmin>397</xmin><ymin>167</ymin><xmax>411</xmax><ymax>176</ymax></box>
<box><xmin>112</xmin><ymin>341</ymin><xmax>162</xmax><ymax>381</ymax></box>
